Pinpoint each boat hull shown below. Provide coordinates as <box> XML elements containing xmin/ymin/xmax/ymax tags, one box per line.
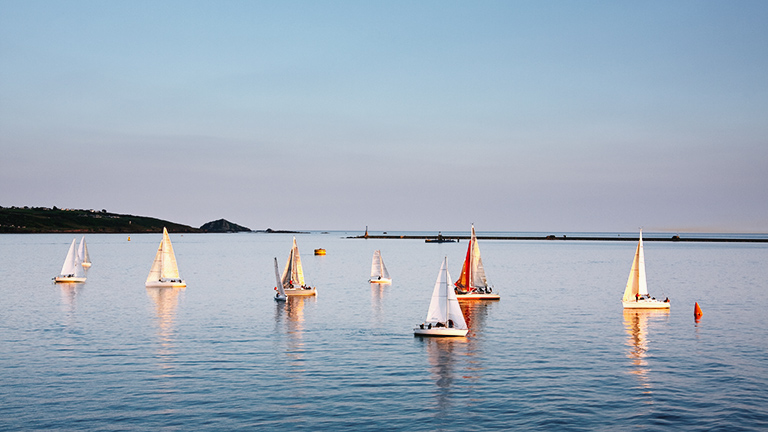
<box><xmin>456</xmin><ymin>292</ymin><xmax>500</xmax><ymax>301</ymax></box>
<box><xmin>369</xmin><ymin>278</ymin><xmax>392</xmax><ymax>284</ymax></box>
<box><xmin>284</xmin><ymin>287</ymin><xmax>317</xmax><ymax>296</ymax></box>
<box><xmin>622</xmin><ymin>300</ymin><xmax>670</xmax><ymax>309</ymax></box>
<box><xmin>54</xmin><ymin>276</ymin><xmax>86</xmax><ymax>283</ymax></box>
<box><xmin>146</xmin><ymin>280</ymin><xmax>186</xmax><ymax>288</ymax></box>
<box><xmin>81</xmin><ymin>262</ymin><xmax>92</xmax><ymax>268</ymax></box>
<box><xmin>413</xmin><ymin>327</ymin><xmax>468</xmax><ymax>337</ymax></box>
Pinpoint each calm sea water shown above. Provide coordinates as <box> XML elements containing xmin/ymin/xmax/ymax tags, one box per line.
<box><xmin>1</xmin><ymin>233</ymin><xmax>767</xmax><ymax>431</ymax></box>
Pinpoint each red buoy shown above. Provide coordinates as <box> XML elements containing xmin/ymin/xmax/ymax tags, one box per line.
<box><xmin>694</xmin><ymin>302</ymin><xmax>703</xmax><ymax>318</ymax></box>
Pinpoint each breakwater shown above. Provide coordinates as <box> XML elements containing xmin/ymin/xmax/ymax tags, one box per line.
<box><xmin>349</xmin><ymin>234</ymin><xmax>768</xmax><ymax>243</ymax></box>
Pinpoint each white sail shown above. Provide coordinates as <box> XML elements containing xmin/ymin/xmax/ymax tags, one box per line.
<box><xmin>425</xmin><ymin>258</ymin><xmax>467</xmax><ymax>329</ymax></box>
<box><xmin>469</xmin><ymin>225</ymin><xmax>488</xmax><ymax>289</ymax></box>
<box><xmin>281</xmin><ymin>237</ymin><xmax>305</xmax><ymax>288</ymax></box>
<box><xmin>77</xmin><ymin>236</ymin><xmax>91</xmax><ymax>266</ymax></box>
<box><xmin>274</xmin><ymin>257</ymin><xmax>287</xmax><ymax>298</ymax></box>
<box><xmin>146</xmin><ymin>227</ymin><xmax>182</xmax><ymax>283</ymax></box>
<box><xmin>622</xmin><ymin>230</ymin><xmax>648</xmax><ymax>302</ymax></box>
<box><xmin>60</xmin><ymin>239</ymin><xmax>85</xmax><ymax>278</ymax></box>
<box><xmin>370</xmin><ymin>250</ymin><xmax>391</xmax><ymax>280</ymax></box>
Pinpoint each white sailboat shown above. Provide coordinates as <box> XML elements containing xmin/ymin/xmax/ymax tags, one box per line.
<box><xmin>368</xmin><ymin>250</ymin><xmax>392</xmax><ymax>284</ymax></box>
<box><xmin>414</xmin><ymin>257</ymin><xmax>468</xmax><ymax>337</ymax></box>
<box><xmin>454</xmin><ymin>224</ymin><xmax>500</xmax><ymax>300</ymax></box>
<box><xmin>77</xmin><ymin>236</ymin><xmax>92</xmax><ymax>268</ymax></box>
<box><xmin>622</xmin><ymin>230</ymin><xmax>669</xmax><ymax>309</ymax></box>
<box><xmin>273</xmin><ymin>257</ymin><xmax>287</xmax><ymax>301</ymax></box>
<box><xmin>281</xmin><ymin>237</ymin><xmax>317</xmax><ymax>296</ymax></box>
<box><xmin>54</xmin><ymin>239</ymin><xmax>87</xmax><ymax>283</ymax></box>
<box><xmin>145</xmin><ymin>227</ymin><xmax>186</xmax><ymax>288</ymax></box>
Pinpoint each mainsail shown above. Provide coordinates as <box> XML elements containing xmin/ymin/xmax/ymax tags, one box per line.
<box><xmin>370</xmin><ymin>250</ymin><xmax>390</xmax><ymax>280</ymax></box>
<box><xmin>146</xmin><ymin>227</ymin><xmax>181</xmax><ymax>283</ymax></box>
<box><xmin>425</xmin><ymin>257</ymin><xmax>467</xmax><ymax>329</ymax></box>
<box><xmin>281</xmin><ymin>237</ymin><xmax>305</xmax><ymax>288</ymax></box>
<box><xmin>455</xmin><ymin>224</ymin><xmax>488</xmax><ymax>292</ymax></box>
<box><xmin>622</xmin><ymin>230</ymin><xmax>648</xmax><ymax>302</ymax></box>
<box><xmin>60</xmin><ymin>239</ymin><xmax>85</xmax><ymax>278</ymax></box>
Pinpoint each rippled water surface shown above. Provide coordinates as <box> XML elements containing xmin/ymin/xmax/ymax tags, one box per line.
<box><xmin>2</xmin><ymin>233</ymin><xmax>767</xmax><ymax>431</ymax></box>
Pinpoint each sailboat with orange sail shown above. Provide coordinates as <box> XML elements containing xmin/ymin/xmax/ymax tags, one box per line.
<box><xmin>454</xmin><ymin>224</ymin><xmax>500</xmax><ymax>300</ymax></box>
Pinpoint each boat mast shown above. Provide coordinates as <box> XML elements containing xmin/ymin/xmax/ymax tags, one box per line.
<box><xmin>445</xmin><ymin>257</ymin><xmax>449</xmax><ymax>324</ymax></box>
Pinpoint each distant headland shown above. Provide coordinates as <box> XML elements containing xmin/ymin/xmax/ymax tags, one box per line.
<box><xmin>0</xmin><ymin>206</ymin><xmax>258</xmax><ymax>234</ymax></box>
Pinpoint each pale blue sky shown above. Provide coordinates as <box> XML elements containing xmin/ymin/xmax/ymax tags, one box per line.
<box><xmin>2</xmin><ymin>1</ymin><xmax>767</xmax><ymax>232</ymax></box>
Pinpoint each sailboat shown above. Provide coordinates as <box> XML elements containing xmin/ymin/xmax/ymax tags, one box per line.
<box><xmin>414</xmin><ymin>257</ymin><xmax>468</xmax><ymax>337</ymax></box>
<box><xmin>368</xmin><ymin>250</ymin><xmax>392</xmax><ymax>284</ymax></box>
<box><xmin>145</xmin><ymin>227</ymin><xmax>186</xmax><ymax>288</ymax></box>
<box><xmin>77</xmin><ymin>236</ymin><xmax>92</xmax><ymax>268</ymax></box>
<box><xmin>54</xmin><ymin>239</ymin><xmax>87</xmax><ymax>283</ymax></box>
<box><xmin>281</xmin><ymin>237</ymin><xmax>317</xmax><ymax>296</ymax></box>
<box><xmin>454</xmin><ymin>224</ymin><xmax>500</xmax><ymax>300</ymax></box>
<box><xmin>621</xmin><ymin>230</ymin><xmax>669</xmax><ymax>309</ymax></box>
<box><xmin>273</xmin><ymin>257</ymin><xmax>287</xmax><ymax>301</ymax></box>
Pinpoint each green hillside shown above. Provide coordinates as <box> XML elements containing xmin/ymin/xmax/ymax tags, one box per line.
<box><xmin>0</xmin><ymin>206</ymin><xmax>201</xmax><ymax>233</ymax></box>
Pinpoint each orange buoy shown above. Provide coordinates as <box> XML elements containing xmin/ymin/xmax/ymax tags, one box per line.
<box><xmin>694</xmin><ymin>302</ymin><xmax>703</xmax><ymax>318</ymax></box>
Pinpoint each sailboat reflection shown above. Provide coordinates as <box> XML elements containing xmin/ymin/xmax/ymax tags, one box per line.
<box><xmin>459</xmin><ymin>300</ymin><xmax>491</xmax><ymax>334</ymax></box>
<box><xmin>458</xmin><ymin>300</ymin><xmax>492</xmax><ymax>381</ymax></box>
<box><xmin>147</xmin><ymin>287</ymin><xmax>182</xmax><ymax>371</ymax></box>
<box><xmin>371</xmin><ymin>282</ymin><xmax>388</xmax><ymax>325</ymax></box>
<box><xmin>623</xmin><ymin>309</ymin><xmax>669</xmax><ymax>391</ymax></box>
<box><xmin>275</xmin><ymin>296</ymin><xmax>315</xmax><ymax>372</ymax></box>
<box><xmin>424</xmin><ymin>337</ymin><xmax>467</xmax><ymax>416</ymax></box>
<box><xmin>58</xmin><ymin>283</ymin><xmax>80</xmax><ymax>327</ymax></box>
<box><xmin>59</xmin><ymin>283</ymin><xmax>79</xmax><ymax>311</ymax></box>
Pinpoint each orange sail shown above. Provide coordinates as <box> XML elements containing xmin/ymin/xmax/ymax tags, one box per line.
<box><xmin>455</xmin><ymin>244</ymin><xmax>472</xmax><ymax>292</ymax></box>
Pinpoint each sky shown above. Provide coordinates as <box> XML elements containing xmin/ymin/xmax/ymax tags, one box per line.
<box><xmin>1</xmin><ymin>1</ymin><xmax>767</xmax><ymax>232</ymax></box>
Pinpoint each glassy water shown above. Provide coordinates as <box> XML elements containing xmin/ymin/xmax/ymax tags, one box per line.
<box><xmin>1</xmin><ymin>233</ymin><xmax>767</xmax><ymax>431</ymax></box>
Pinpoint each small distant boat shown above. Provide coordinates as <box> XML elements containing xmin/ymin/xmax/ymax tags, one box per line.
<box><xmin>273</xmin><ymin>257</ymin><xmax>287</xmax><ymax>301</ymax></box>
<box><xmin>425</xmin><ymin>232</ymin><xmax>457</xmax><ymax>243</ymax></box>
<box><xmin>368</xmin><ymin>250</ymin><xmax>392</xmax><ymax>284</ymax></box>
<box><xmin>77</xmin><ymin>236</ymin><xmax>91</xmax><ymax>268</ymax></box>
<box><xmin>414</xmin><ymin>257</ymin><xmax>468</xmax><ymax>337</ymax></box>
<box><xmin>455</xmin><ymin>225</ymin><xmax>500</xmax><ymax>300</ymax></box>
<box><xmin>622</xmin><ymin>230</ymin><xmax>669</xmax><ymax>309</ymax></box>
<box><xmin>145</xmin><ymin>227</ymin><xmax>186</xmax><ymax>288</ymax></box>
<box><xmin>54</xmin><ymin>239</ymin><xmax>87</xmax><ymax>283</ymax></box>
<box><xmin>314</xmin><ymin>248</ymin><xmax>326</xmax><ymax>255</ymax></box>
<box><xmin>281</xmin><ymin>237</ymin><xmax>317</xmax><ymax>296</ymax></box>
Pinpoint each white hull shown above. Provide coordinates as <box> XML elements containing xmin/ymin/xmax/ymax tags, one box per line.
<box><xmin>284</xmin><ymin>287</ymin><xmax>317</xmax><ymax>296</ymax></box>
<box><xmin>54</xmin><ymin>276</ymin><xmax>86</xmax><ymax>283</ymax></box>
<box><xmin>81</xmin><ymin>262</ymin><xmax>92</xmax><ymax>268</ymax></box>
<box><xmin>146</xmin><ymin>280</ymin><xmax>186</xmax><ymax>288</ymax></box>
<box><xmin>369</xmin><ymin>278</ymin><xmax>392</xmax><ymax>284</ymax></box>
<box><xmin>413</xmin><ymin>327</ymin><xmax>468</xmax><ymax>337</ymax></box>
<box><xmin>456</xmin><ymin>292</ymin><xmax>500</xmax><ymax>301</ymax></box>
<box><xmin>623</xmin><ymin>299</ymin><xmax>670</xmax><ymax>309</ymax></box>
